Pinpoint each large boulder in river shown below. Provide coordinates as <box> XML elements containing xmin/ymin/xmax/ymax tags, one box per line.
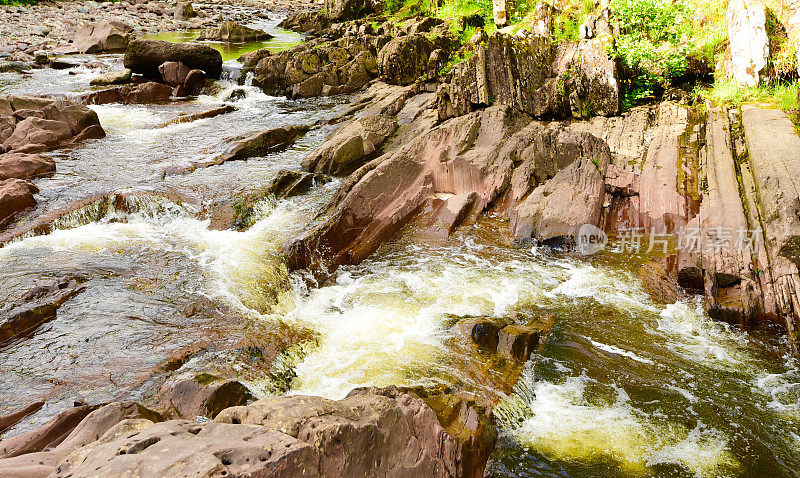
<box><xmin>303</xmin><ymin>114</ymin><xmax>397</xmax><ymax>175</ymax></box>
<box><xmin>0</xmin><ymin>179</ymin><xmax>37</xmax><ymax>226</ymax></box>
<box><xmin>378</xmin><ymin>34</ymin><xmax>435</xmax><ymax>85</ymax></box>
<box><xmin>154</xmin><ymin>373</ymin><xmax>255</xmax><ymax>419</ymax></box>
<box><xmin>726</xmin><ymin>0</ymin><xmax>769</xmax><ymax>86</ymax></box>
<box><xmin>197</xmin><ymin>21</ymin><xmax>273</xmax><ymax>42</ymax></box>
<box><xmin>72</xmin><ymin>21</ymin><xmax>133</xmax><ymax>54</ymax></box>
<box><xmin>324</xmin><ymin>0</ymin><xmax>381</xmax><ymax>20</ymax></box>
<box><xmin>124</xmin><ymin>39</ymin><xmax>223</xmax><ymax>80</ymax></box>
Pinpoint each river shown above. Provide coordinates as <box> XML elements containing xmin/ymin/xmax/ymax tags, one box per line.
<box><xmin>1</xmin><ymin>18</ymin><xmax>799</xmax><ymax>478</ymax></box>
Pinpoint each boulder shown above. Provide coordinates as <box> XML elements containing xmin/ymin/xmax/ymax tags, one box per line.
<box><xmin>214</xmin><ymin>125</ymin><xmax>310</xmax><ymax>164</ymax></box>
<box><xmin>0</xmin><ymin>405</ymin><xmax>99</xmax><ymax>459</ymax></box>
<box><xmin>0</xmin><ymin>96</ymin><xmax>104</xmax><ymax>154</ymax></box>
<box><xmin>263</xmin><ymin>170</ymin><xmax>329</xmax><ymax>199</ymax></box>
<box><xmin>2</xmin><ymin>117</ymin><xmax>74</xmax><ymax>153</ymax></box>
<box><xmin>303</xmin><ymin>114</ymin><xmax>397</xmax><ymax>175</ymax></box>
<box><xmin>250</xmin><ymin>37</ymin><xmax>378</xmax><ymax>98</ymax></box>
<box><xmin>174</xmin><ymin>1</ymin><xmax>196</xmax><ymax>20</ymax></box>
<box><xmin>0</xmin><ymin>152</ymin><xmax>55</xmax><ymax>181</ymax></box>
<box><xmin>157</xmin><ymin>374</ymin><xmax>255</xmax><ymax>419</ymax></box>
<box><xmin>197</xmin><ymin>21</ymin><xmax>273</xmax><ymax>42</ymax></box>
<box><xmin>124</xmin><ymin>39</ymin><xmax>223</xmax><ymax>80</ymax></box>
<box><xmin>26</xmin><ymin>389</ymin><xmax>494</xmax><ymax>477</ymax></box>
<box><xmin>89</xmin><ymin>68</ymin><xmax>132</xmax><ymax>86</ymax></box>
<box><xmin>378</xmin><ymin>34</ymin><xmax>435</xmax><ymax>85</ymax></box>
<box><xmin>278</xmin><ymin>11</ymin><xmax>330</xmax><ymax>33</ymax></box>
<box><xmin>157</xmin><ymin>60</ymin><xmax>192</xmax><ymax>87</ymax></box>
<box><xmin>727</xmin><ymin>0</ymin><xmax>769</xmax><ymax>87</ymax></box>
<box><xmin>288</xmin><ymin>104</ymin><xmax>610</xmax><ymax>272</ymax></box>
<box><xmin>510</xmin><ymin>129</ymin><xmax>610</xmax><ymax>243</ymax></box>
<box><xmin>324</xmin><ymin>0</ymin><xmax>379</xmax><ymax>20</ymax></box>
<box><xmin>0</xmin><ymin>115</ymin><xmax>14</xmax><ymax>144</ymax></box>
<box><xmin>72</xmin><ymin>21</ymin><xmax>132</xmax><ymax>54</ymax></box>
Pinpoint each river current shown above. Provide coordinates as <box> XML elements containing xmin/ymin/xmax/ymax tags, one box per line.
<box><xmin>1</xmin><ymin>19</ymin><xmax>799</xmax><ymax>478</ymax></box>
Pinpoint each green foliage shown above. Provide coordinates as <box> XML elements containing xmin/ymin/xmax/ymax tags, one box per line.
<box><xmin>553</xmin><ymin>14</ymin><xmax>580</xmax><ymax>43</ymax></box>
<box><xmin>436</xmin><ymin>0</ymin><xmax>495</xmax><ymax>32</ymax></box>
<box><xmin>695</xmin><ymin>79</ymin><xmax>800</xmax><ymax>112</ymax></box>
<box><xmin>611</xmin><ymin>0</ymin><xmax>693</xmax><ymax>108</ymax></box>
<box><xmin>385</xmin><ymin>0</ymin><xmax>438</xmax><ymax>18</ymax></box>
<box><xmin>0</xmin><ymin>0</ymin><xmax>36</xmax><ymax>4</ymax></box>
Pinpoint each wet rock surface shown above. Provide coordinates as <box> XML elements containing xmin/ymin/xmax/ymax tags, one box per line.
<box><xmin>0</xmin><ymin>276</ymin><xmax>87</xmax><ymax>347</ymax></box>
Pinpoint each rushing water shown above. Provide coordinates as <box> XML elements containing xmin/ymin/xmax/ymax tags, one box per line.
<box><xmin>1</xmin><ymin>20</ymin><xmax>800</xmax><ymax>478</ymax></box>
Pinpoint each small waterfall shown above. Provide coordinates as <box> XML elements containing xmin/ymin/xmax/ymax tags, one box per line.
<box><xmin>2</xmin><ymin>193</ymin><xmax>188</xmax><ymax>246</ymax></box>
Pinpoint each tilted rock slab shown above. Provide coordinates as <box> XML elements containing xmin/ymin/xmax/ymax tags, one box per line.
<box><xmin>287</xmin><ymin>104</ymin><xmax>611</xmax><ymax>272</ymax></box>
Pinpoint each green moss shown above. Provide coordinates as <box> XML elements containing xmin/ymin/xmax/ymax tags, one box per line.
<box><xmin>194</xmin><ymin>372</ymin><xmax>222</xmax><ymax>386</ymax></box>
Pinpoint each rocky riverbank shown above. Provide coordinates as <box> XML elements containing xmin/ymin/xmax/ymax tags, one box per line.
<box><xmin>2</xmin><ymin>0</ymin><xmax>800</xmax><ymax>475</ymax></box>
<box><xmin>0</xmin><ymin>0</ymin><xmax>315</xmax><ymax>54</ymax></box>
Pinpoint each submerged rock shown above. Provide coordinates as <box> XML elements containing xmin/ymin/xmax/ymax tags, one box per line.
<box><xmin>214</xmin><ymin>125</ymin><xmax>310</xmax><ymax>164</ymax></box>
<box><xmin>78</xmin><ymin>81</ymin><xmax>174</xmax><ymax>105</ymax></box>
<box><xmin>197</xmin><ymin>21</ymin><xmax>273</xmax><ymax>42</ymax></box>
<box><xmin>124</xmin><ymin>39</ymin><xmax>223</xmax><ymax>80</ymax></box>
<box><xmin>0</xmin><ymin>276</ymin><xmax>86</xmax><ymax>346</ymax></box>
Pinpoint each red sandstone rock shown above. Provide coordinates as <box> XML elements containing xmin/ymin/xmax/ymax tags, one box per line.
<box><xmin>0</xmin><ymin>153</ymin><xmax>55</xmax><ymax>181</ymax></box>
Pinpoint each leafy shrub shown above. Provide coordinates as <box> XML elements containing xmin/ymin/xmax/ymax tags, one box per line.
<box><xmin>611</xmin><ymin>0</ymin><xmax>693</xmax><ymax>107</ymax></box>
